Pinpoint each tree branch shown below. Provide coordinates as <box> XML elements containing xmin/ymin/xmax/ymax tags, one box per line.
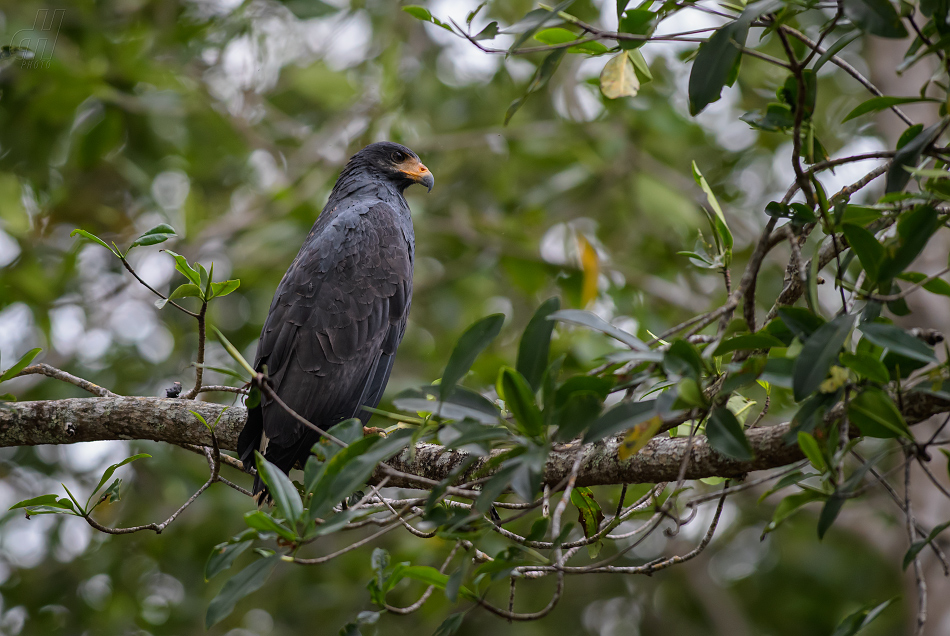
<box><xmin>4</xmin><ymin>395</ymin><xmax>948</xmax><ymax>488</ymax></box>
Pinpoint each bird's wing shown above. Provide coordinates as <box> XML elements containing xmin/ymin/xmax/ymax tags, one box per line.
<box><xmin>249</xmin><ymin>199</ymin><xmax>412</xmax><ymax>466</ymax></box>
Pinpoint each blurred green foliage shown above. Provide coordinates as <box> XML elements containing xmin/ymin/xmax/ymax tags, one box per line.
<box><xmin>0</xmin><ymin>0</ymin><xmax>935</xmax><ymax>633</ymax></box>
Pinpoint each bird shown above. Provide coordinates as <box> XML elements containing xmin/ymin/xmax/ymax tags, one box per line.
<box><xmin>237</xmin><ymin>141</ymin><xmax>433</xmax><ymax>499</ymax></box>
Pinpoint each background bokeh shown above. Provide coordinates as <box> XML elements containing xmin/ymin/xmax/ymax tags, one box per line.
<box><xmin>0</xmin><ymin>0</ymin><xmax>945</xmax><ymax>634</ymax></box>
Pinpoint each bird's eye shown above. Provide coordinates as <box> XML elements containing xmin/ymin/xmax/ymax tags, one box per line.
<box><xmin>392</xmin><ymin>151</ymin><xmax>406</xmax><ymax>162</ymax></box>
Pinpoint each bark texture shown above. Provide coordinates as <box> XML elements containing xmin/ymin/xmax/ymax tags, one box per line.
<box><xmin>1</xmin><ymin>395</ymin><xmax>947</xmax><ymax>487</ymax></box>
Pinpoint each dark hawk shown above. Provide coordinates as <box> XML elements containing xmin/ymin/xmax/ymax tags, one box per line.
<box><xmin>237</xmin><ymin>141</ymin><xmax>432</xmax><ymax>498</ymax></box>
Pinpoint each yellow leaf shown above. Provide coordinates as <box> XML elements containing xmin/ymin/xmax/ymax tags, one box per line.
<box><xmin>577</xmin><ymin>234</ymin><xmax>600</xmax><ymax>307</ymax></box>
<box><xmin>819</xmin><ymin>365</ymin><xmax>849</xmax><ymax>393</ymax></box>
<box><xmin>600</xmin><ymin>52</ymin><xmax>639</xmax><ymax>99</ymax></box>
<box><xmin>618</xmin><ymin>415</ymin><xmax>663</xmax><ymax>460</ymax></box>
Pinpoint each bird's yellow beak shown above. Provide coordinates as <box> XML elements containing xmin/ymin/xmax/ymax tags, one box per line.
<box><xmin>398</xmin><ymin>157</ymin><xmax>434</xmax><ymax>192</ymax></box>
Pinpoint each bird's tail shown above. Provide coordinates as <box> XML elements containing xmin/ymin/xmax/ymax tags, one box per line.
<box><xmin>238</xmin><ymin>403</ymin><xmax>272</xmax><ymax>505</ymax></box>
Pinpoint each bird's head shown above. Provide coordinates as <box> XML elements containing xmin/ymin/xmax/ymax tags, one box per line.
<box><xmin>352</xmin><ymin>141</ymin><xmax>434</xmax><ymax>193</ymax></box>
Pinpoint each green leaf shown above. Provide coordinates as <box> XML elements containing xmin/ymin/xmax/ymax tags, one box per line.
<box><xmin>87</xmin><ymin>453</ymin><xmax>151</xmax><ymax>510</ymax></box>
<box><xmin>793</xmin><ymin>314</ymin><xmax>854</xmax><ymax>401</ymax></box>
<box><xmin>627</xmin><ymin>49</ymin><xmax>652</xmax><ymax>82</ymax></box>
<box><xmin>618</xmin><ymin>8</ymin><xmax>655</xmax><ymax>49</ymax></box>
<box><xmin>205</xmin><ymin>555</ymin><xmax>280</xmax><ymax>628</ymax></box>
<box><xmin>162</xmin><ymin>250</ymin><xmax>202</xmax><ymax>286</ymax></box>
<box><xmin>499</xmin><ymin>367</ymin><xmax>544</xmax><ymax>438</ymax></box>
<box><xmin>384</xmin><ymin>562</ymin><xmax>478</xmax><ymax>602</ymax></box>
<box><xmin>897</xmin><ymin>272</ymin><xmax>950</xmax><ymax>297</ymax></box>
<box><xmin>831</xmin><ymin>598</ymin><xmax>897</xmax><ymax>636</ymax></box>
<box><xmin>70</xmin><ymin>229</ymin><xmax>119</xmax><ymax>256</ymax></box>
<box><xmin>583</xmin><ymin>399</ymin><xmax>656</xmax><ymax>444</ymax></box>
<box><xmin>688</xmin><ymin>20</ymin><xmax>748</xmax><ymax>115</ymax></box>
<box><xmin>473</xmin><ymin>21</ymin><xmax>499</xmax><ymax>40</ymax></box>
<box><xmin>402</xmin><ymin>6</ymin><xmax>432</xmax><ymax>20</ymax></box>
<box><xmin>517</xmin><ymin>297</ymin><xmax>560</xmax><ymax>391</ymax></box>
<box><xmin>508</xmin><ymin>0</ymin><xmax>575</xmax><ymax>52</ymax></box>
<box><xmin>0</xmin><ymin>347</ymin><xmax>42</xmax><ymax>383</ymax></box>
<box><xmin>129</xmin><ymin>223</ymin><xmax>177</xmax><ymax>249</ymax></box>
<box><xmin>202</xmin><ymin>262</ymin><xmax>213</xmax><ymax>300</ymax></box>
<box><xmin>401</xmin><ymin>6</ymin><xmax>453</xmax><ymax>31</ymax></box>
<box><xmin>841</xmin><ymin>205</ymin><xmax>883</xmax><ymax>227</ymax></box>
<box><xmin>213</xmin><ymin>326</ymin><xmax>256</xmax><ymax>378</ymax></box>
<box><xmin>906</xmin><ymin>166</ymin><xmax>950</xmax><ymax>179</ymax></box>
<box><xmin>886</xmin><ymin>122</ymin><xmax>943</xmax><ymax>193</ymax></box>
<box><xmin>878</xmin><ymin>204</ymin><xmax>940</xmax><ymax>280</ymax></box>
<box><xmin>555</xmin><ymin>376</ymin><xmax>613</xmax><ymax>408</ymax></box>
<box><xmin>600</xmin><ymin>52</ymin><xmax>640</xmax><ymax>99</ymax></box>
<box><xmin>757</xmin><ymin>471</ymin><xmax>807</xmax><ymax>503</ymax></box>
<box><xmin>706</xmin><ymin>407</ymin><xmax>754</xmax><ymax>461</ymax></box>
<box><xmin>903</xmin><ymin>519</ymin><xmax>950</xmax><ymax>569</ymax></box>
<box><xmin>9</xmin><ymin>494</ymin><xmax>76</xmax><ymax>514</ymax></box>
<box><xmin>797</xmin><ymin>431</ymin><xmax>828</xmax><ymax>473</ymax></box>
<box><xmin>168</xmin><ymin>283</ymin><xmax>203</xmax><ymax>302</ymax></box>
<box><xmin>897</xmin><ymin>124</ymin><xmax>923</xmax><ymax>150</ymax></box>
<box><xmin>817</xmin><ymin>494</ymin><xmax>846</xmax><ymax>539</ymax></box>
<box><xmin>806</xmin><ymin>241</ymin><xmax>822</xmax><ymax>314</ymax></box>
<box><xmin>843</xmin><ymin>0</ymin><xmax>908</xmax><ymax>37</ymax></box>
<box><xmin>713</xmin><ymin>334</ymin><xmax>784</xmax><ymax>356</ymax></box>
<box><xmin>571</xmin><ymin>486</ymin><xmax>604</xmax><ymax>538</ymax></box>
<box><xmin>839</xmin><ymin>351</ymin><xmax>889</xmax><ymax>383</ymax></box>
<box><xmin>860</xmin><ymin>322</ymin><xmax>936</xmax><ymax>363</ymax></box>
<box><xmin>814</xmin><ymin>31</ymin><xmax>861</xmax><ymax>72</ymax></box>
<box><xmin>763</xmin><ymin>490</ymin><xmax>827</xmax><ymax>535</ymax></box>
<box><xmin>440</xmin><ymin>314</ymin><xmax>505</xmax><ymax>402</ymax></box>
<box><xmin>394</xmin><ymin>385</ymin><xmax>500</xmax><ymax>424</ymax></box>
<box><xmin>848</xmin><ymin>387</ymin><xmax>912</xmax><ymax>439</ymax></box>
<box><xmin>554</xmin><ymin>390</ymin><xmax>605</xmax><ymax>442</ymax></box>
<box><xmin>441</xmin><ymin>421</ymin><xmax>510</xmax><ymax>451</ymax></box>
<box><xmin>210</xmin><ymin>279</ymin><xmax>240</xmax><ymax>299</ymax></box>
<box><xmin>433</xmin><ymin>613</ymin><xmax>465</xmax><ymax>636</ymax></box>
<box><xmin>197</xmin><ymin>364</ymin><xmax>248</xmax><ymax>382</ymax></box>
<box><xmin>664</xmin><ymin>339</ymin><xmax>706</xmax><ymax>379</ymax></box>
<box><xmin>505</xmin><ymin>48</ymin><xmax>567</xmax><ymax>125</ymax></box>
<box><xmin>842</xmin><ymin>224</ymin><xmax>884</xmax><ymax>283</ymax></box>
<box><xmin>281</xmin><ymin>0</ymin><xmax>336</xmax><ymax>18</ymax></box>
<box><xmin>549</xmin><ymin>309</ymin><xmax>648</xmax><ymax>350</ymax></box>
<box><xmin>205</xmin><ymin>537</ymin><xmax>253</xmax><ymax>581</ymax></box>
<box><xmin>371</xmin><ymin>547</ymin><xmax>390</xmax><ymax>594</ymax></box>
<box><xmin>309</xmin><ymin>429</ymin><xmax>414</xmax><ymax>520</ymax></box>
<box><xmin>99</xmin><ymin>478</ymin><xmax>123</xmax><ymax>506</ymax></box>
<box><xmin>776</xmin><ymin>307</ymin><xmax>825</xmax><ymax>339</ymax></box>
<box><xmin>255</xmin><ymin>452</ymin><xmax>304</xmax><ymax>525</ymax></box>
<box><xmin>843</xmin><ymin>96</ymin><xmax>939</xmax><ymax>122</ymax></box>
<box><xmin>692</xmin><ymin>161</ymin><xmax>733</xmax><ymax>255</ymax></box>
<box><xmin>534</xmin><ymin>27</ymin><xmax>608</xmax><ymax>54</ymax></box>
<box><xmin>244</xmin><ymin>510</ymin><xmax>297</xmax><ymax>541</ymax></box>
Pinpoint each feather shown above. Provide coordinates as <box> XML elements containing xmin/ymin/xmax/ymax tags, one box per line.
<box><xmin>238</xmin><ymin>142</ymin><xmax>423</xmax><ymax>500</ymax></box>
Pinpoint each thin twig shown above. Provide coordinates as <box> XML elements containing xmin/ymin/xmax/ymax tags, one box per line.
<box><xmin>16</xmin><ymin>364</ymin><xmax>116</xmax><ymax>397</ymax></box>
<box><xmin>182</xmin><ymin>302</ymin><xmax>208</xmax><ymax>400</ymax></box>
<box><xmin>905</xmin><ymin>456</ymin><xmax>927</xmax><ymax>636</ymax></box>
<box><xmin>119</xmin><ymin>257</ymin><xmax>199</xmax><ymax>318</ymax></box>
<box><xmin>867</xmin><ymin>266</ymin><xmax>950</xmax><ymax>302</ymax></box>
<box><xmin>82</xmin><ymin>437</ymin><xmax>221</xmax><ymax>534</ymax></box>
<box><xmin>384</xmin><ymin>543</ymin><xmax>461</xmax><ymax>615</ymax></box>
<box><xmin>197</xmin><ymin>385</ymin><xmax>249</xmax><ymax>395</ymax></box>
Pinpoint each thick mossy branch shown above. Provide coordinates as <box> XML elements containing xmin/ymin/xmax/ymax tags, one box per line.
<box><xmin>3</xmin><ymin>395</ymin><xmax>948</xmax><ymax>487</ymax></box>
<box><xmin>0</xmin><ymin>397</ymin><xmax>245</xmax><ymax>449</ymax></box>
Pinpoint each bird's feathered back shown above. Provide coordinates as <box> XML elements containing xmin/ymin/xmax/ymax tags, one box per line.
<box><xmin>237</xmin><ymin>142</ymin><xmax>422</xmax><ymax>499</ymax></box>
